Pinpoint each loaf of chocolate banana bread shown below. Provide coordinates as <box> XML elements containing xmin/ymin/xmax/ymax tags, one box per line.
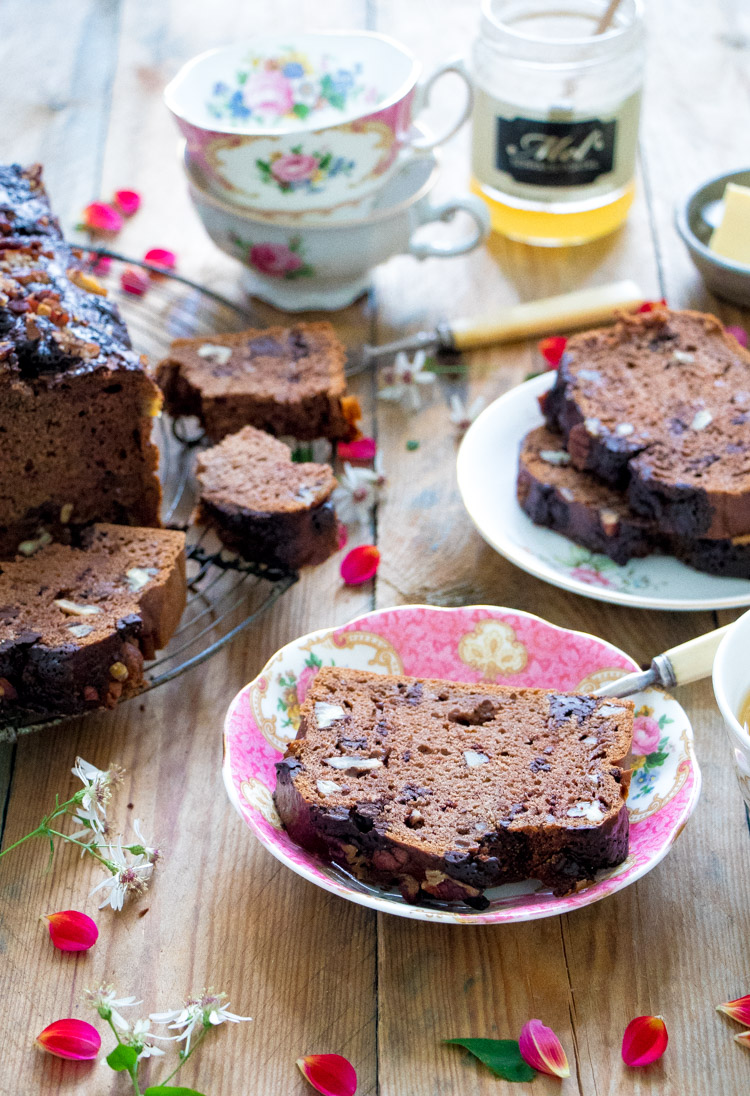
<box><xmin>0</xmin><ymin>164</ymin><xmax>163</xmax><ymax>557</ymax></box>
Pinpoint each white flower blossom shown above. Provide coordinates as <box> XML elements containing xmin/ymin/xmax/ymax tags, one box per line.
<box><xmin>449</xmin><ymin>394</ymin><xmax>486</xmax><ymax>436</ymax></box>
<box><xmin>333</xmin><ymin>459</ymin><xmax>386</xmax><ymax>524</ymax></box>
<box><xmin>90</xmin><ymin>838</ymin><xmax>154</xmax><ymax>911</ymax></box>
<box><xmin>123</xmin><ymin>1018</ymin><xmax>167</xmax><ymax>1060</ymax></box>
<box><xmin>150</xmin><ymin>991</ymin><xmax>252</xmax><ymax>1055</ymax></box>
<box><xmin>131</xmin><ymin>818</ymin><xmax>162</xmax><ymax>866</ymax></box>
<box><xmin>69</xmin><ymin>757</ymin><xmax>122</xmax><ymax>841</ymax></box>
<box><xmin>378</xmin><ymin>350</ymin><xmax>436</xmax><ymax>411</ymax></box>
<box><xmin>85</xmin><ymin>985</ymin><xmax>142</xmax><ymax>1031</ymax></box>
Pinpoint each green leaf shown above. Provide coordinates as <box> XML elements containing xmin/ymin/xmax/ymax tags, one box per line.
<box><xmin>446</xmin><ymin>1038</ymin><xmax>537</xmax><ymax>1083</ymax></box>
<box><xmin>292</xmin><ymin>103</ymin><xmax>310</xmax><ymax>119</ymax></box>
<box><xmin>107</xmin><ymin>1044</ymin><xmax>138</xmax><ymax>1072</ymax></box>
<box><xmin>144</xmin><ymin>1088</ymin><xmax>207</xmax><ymax>1096</ymax></box>
<box><xmin>645</xmin><ymin>750</ymin><xmax>669</xmax><ymax>766</ymax></box>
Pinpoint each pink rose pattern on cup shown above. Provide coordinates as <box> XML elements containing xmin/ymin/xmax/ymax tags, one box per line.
<box><xmin>230</xmin><ymin>233</ymin><xmax>314</xmax><ymax>279</ymax></box>
<box><xmin>256</xmin><ymin>145</ymin><xmax>355</xmax><ymax>194</ymax></box>
<box><xmin>207</xmin><ymin>50</ymin><xmax>381</xmax><ymax>127</ymax></box>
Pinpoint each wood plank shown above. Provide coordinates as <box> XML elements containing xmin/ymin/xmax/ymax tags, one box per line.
<box><xmin>0</xmin><ymin>3</ymin><xmax>380</xmax><ymax>1095</ymax></box>
<box><xmin>369</xmin><ymin>2</ymin><xmax>750</xmax><ymax>1095</ymax></box>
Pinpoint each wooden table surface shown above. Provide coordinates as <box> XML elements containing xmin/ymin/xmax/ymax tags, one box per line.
<box><xmin>2</xmin><ymin>1</ymin><xmax>750</xmax><ymax>1094</ymax></box>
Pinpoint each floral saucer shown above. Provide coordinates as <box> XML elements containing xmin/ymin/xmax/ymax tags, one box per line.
<box><xmin>457</xmin><ymin>372</ymin><xmax>750</xmax><ymax>611</ymax></box>
<box><xmin>222</xmin><ymin>604</ymin><xmax>700</xmax><ymax>924</ymax></box>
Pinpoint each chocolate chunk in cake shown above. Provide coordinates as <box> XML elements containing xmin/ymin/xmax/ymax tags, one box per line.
<box><xmin>0</xmin><ymin>164</ymin><xmax>61</xmax><ymax>239</ymax></box>
<box><xmin>195</xmin><ymin>425</ymin><xmax>339</xmax><ymax>571</ymax></box>
<box><xmin>275</xmin><ymin>668</ymin><xmax>633</xmax><ymax>906</ymax></box>
<box><xmin>541</xmin><ymin>308</ymin><xmax>750</xmax><ymax>538</ymax></box>
<box><xmin>156</xmin><ymin>321</ymin><xmax>360</xmax><ymax>442</ymax></box>
<box><xmin>0</xmin><ymin>524</ymin><xmax>186</xmax><ymax>727</ymax></box>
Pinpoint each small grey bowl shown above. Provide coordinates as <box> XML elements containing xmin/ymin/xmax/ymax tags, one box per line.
<box><xmin>675</xmin><ymin>168</ymin><xmax>750</xmax><ymax>307</ymax></box>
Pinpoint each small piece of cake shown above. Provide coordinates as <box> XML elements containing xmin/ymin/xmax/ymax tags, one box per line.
<box><xmin>0</xmin><ymin>163</ymin><xmax>61</xmax><ymax>239</ymax></box>
<box><xmin>156</xmin><ymin>321</ymin><xmax>360</xmax><ymax>442</ymax></box>
<box><xmin>0</xmin><ymin>524</ymin><xmax>186</xmax><ymax>727</ymax></box>
<box><xmin>275</xmin><ymin>668</ymin><xmax>633</xmax><ymax>906</ymax></box>
<box><xmin>194</xmin><ymin>425</ymin><xmax>339</xmax><ymax>571</ymax></box>
<box><xmin>541</xmin><ymin>307</ymin><xmax>750</xmax><ymax>538</ymax></box>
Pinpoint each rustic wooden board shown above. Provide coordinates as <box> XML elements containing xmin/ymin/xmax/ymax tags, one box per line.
<box><xmin>1</xmin><ymin>0</ymin><xmax>750</xmax><ymax>1093</ymax></box>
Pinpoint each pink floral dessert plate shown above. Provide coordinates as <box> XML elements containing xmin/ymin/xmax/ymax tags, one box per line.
<box><xmin>222</xmin><ymin>604</ymin><xmax>700</xmax><ymax>924</ymax></box>
<box><xmin>457</xmin><ymin>372</ymin><xmax>750</xmax><ymax>611</ymax></box>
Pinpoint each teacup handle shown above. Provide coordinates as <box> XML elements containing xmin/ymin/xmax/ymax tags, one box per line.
<box><xmin>409</xmin><ymin>57</ymin><xmax>474</xmax><ymax>151</ymax></box>
<box><xmin>408</xmin><ymin>195</ymin><xmax>491</xmax><ymax>259</ymax></box>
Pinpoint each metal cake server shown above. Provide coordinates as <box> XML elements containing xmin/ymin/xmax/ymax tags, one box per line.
<box><xmin>593</xmin><ymin>625</ymin><xmax>732</xmax><ymax>698</ymax></box>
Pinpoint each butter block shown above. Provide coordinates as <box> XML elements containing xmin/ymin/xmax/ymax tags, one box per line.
<box><xmin>709</xmin><ymin>183</ymin><xmax>750</xmax><ymax>265</ymax></box>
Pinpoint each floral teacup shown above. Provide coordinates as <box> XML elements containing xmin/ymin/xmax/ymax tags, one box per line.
<box><xmin>184</xmin><ymin>146</ymin><xmax>490</xmax><ymax>311</ymax></box>
<box><xmin>165</xmin><ymin>31</ymin><xmax>472</xmax><ymax>214</ymax></box>
<box><xmin>713</xmin><ymin>609</ymin><xmax>750</xmax><ymax>812</ymax></box>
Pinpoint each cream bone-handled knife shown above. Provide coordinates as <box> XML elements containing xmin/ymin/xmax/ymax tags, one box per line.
<box><xmin>593</xmin><ymin>626</ymin><xmax>732</xmax><ymax>699</ymax></box>
<box><xmin>361</xmin><ymin>280</ymin><xmax>644</xmax><ymax>363</ymax></box>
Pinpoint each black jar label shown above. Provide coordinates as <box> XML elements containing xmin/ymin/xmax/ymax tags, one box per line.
<box><xmin>495</xmin><ymin>116</ymin><xmax>617</xmax><ymax>186</ymax></box>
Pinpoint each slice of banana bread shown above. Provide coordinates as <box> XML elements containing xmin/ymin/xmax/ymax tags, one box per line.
<box><xmin>518</xmin><ymin>426</ymin><xmax>750</xmax><ymax>578</ymax></box>
<box><xmin>156</xmin><ymin>321</ymin><xmax>360</xmax><ymax>442</ymax></box>
<box><xmin>518</xmin><ymin>425</ymin><xmax>659</xmax><ymax>565</ymax></box>
<box><xmin>194</xmin><ymin>425</ymin><xmax>339</xmax><ymax>571</ymax></box>
<box><xmin>541</xmin><ymin>307</ymin><xmax>750</xmax><ymax>538</ymax></box>
<box><xmin>0</xmin><ymin>524</ymin><xmax>186</xmax><ymax>728</ymax></box>
<box><xmin>275</xmin><ymin>667</ymin><xmax>633</xmax><ymax>906</ymax></box>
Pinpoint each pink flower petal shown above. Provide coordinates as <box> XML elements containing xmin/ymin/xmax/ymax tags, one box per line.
<box><xmin>88</xmin><ymin>254</ymin><xmax>112</xmax><ymax>276</ymax></box>
<box><xmin>340</xmin><ymin>545</ymin><xmax>379</xmax><ymax>585</ymax></box>
<box><xmin>734</xmin><ymin>1031</ymin><xmax>750</xmax><ymax>1049</ymax></box>
<box><xmin>337</xmin><ymin>523</ymin><xmax>348</xmax><ymax>550</ymax></box>
<box><xmin>45</xmin><ymin>910</ymin><xmax>98</xmax><ymax>952</ymax></box>
<box><xmin>81</xmin><ymin>202</ymin><xmax>123</xmax><ymax>233</ymax></box>
<box><xmin>120</xmin><ymin>267</ymin><xmax>150</xmax><ymax>296</ymax></box>
<box><xmin>113</xmin><ymin>189</ymin><xmax>141</xmax><ymax>216</ymax></box>
<box><xmin>718</xmin><ymin>994</ymin><xmax>750</xmax><ymax>1025</ymax></box>
<box><xmin>637</xmin><ymin>298</ymin><xmax>667</xmax><ymax>313</ymax></box>
<box><xmin>338</xmin><ymin>437</ymin><xmax>377</xmax><ymax>462</ymax></box>
<box><xmin>296</xmin><ymin>1054</ymin><xmax>357</xmax><ymax>1096</ymax></box>
<box><xmin>537</xmin><ymin>336</ymin><xmax>567</xmax><ymax>369</ymax></box>
<box><xmin>36</xmin><ymin>1018</ymin><xmax>101</xmax><ymax>1060</ymax></box>
<box><xmin>519</xmin><ymin>1019</ymin><xmax>570</xmax><ymax>1078</ymax></box>
<box><xmin>621</xmin><ymin>1016</ymin><xmax>668</xmax><ymax>1067</ymax></box>
<box><xmin>726</xmin><ymin>324</ymin><xmax>748</xmax><ymax>349</ymax></box>
<box><xmin>144</xmin><ymin>247</ymin><xmax>177</xmax><ymax>272</ymax></box>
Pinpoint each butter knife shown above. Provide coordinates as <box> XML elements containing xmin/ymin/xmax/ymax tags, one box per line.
<box><xmin>593</xmin><ymin>625</ymin><xmax>732</xmax><ymax>698</ymax></box>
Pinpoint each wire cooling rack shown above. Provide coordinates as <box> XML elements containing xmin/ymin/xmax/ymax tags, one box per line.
<box><xmin>7</xmin><ymin>256</ymin><xmax>300</xmax><ymax>738</ymax></box>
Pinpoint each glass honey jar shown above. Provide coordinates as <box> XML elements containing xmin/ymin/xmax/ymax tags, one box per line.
<box><xmin>470</xmin><ymin>0</ymin><xmax>645</xmax><ymax>245</ymax></box>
